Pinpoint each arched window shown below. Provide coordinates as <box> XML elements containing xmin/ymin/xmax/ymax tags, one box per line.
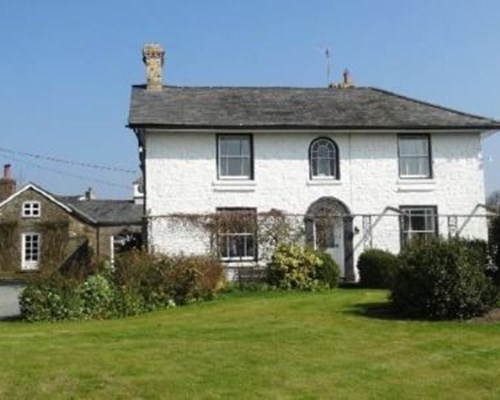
<box><xmin>309</xmin><ymin>138</ymin><xmax>339</xmax><ymax>179</ymax></box>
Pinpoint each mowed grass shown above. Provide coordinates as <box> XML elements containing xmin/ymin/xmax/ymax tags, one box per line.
<box><xmin>1</xmin><ymin>290</ymin><xmax>500</xmax><ymax>399</ymax></box>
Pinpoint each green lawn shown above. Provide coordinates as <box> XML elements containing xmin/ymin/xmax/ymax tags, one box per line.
<box><xmin>1</xmin><ymin>289</ymin><xmax>500</xmax><ymax>399</ymax></box>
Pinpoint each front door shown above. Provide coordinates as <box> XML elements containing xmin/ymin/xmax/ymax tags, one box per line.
<box><xmin>315</xmin><ymin>217</ymin><xmax>344</xmax><ymax>276</ymax></box>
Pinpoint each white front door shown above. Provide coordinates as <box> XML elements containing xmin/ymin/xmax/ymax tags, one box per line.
<box><xmin>315</xmin><ymin>217</ymin><xmax>344</xmax><ymax>277</ymax></box>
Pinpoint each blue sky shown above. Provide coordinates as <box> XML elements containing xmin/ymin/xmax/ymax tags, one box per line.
<box><xmin>1</xmin><ymin>0</ymin><xmax>499</xmax><ymax>198</ymax></box>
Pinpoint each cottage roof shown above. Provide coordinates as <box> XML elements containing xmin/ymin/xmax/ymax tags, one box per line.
<box><xmin>128</xmin><ymin>85</ymin><xmax>500</xmax><ymax>131</ymax></box>
<box><xmin>62</xmin><ymin>199</ymin><xmax>143</xmax><ymax>226</ymax></box>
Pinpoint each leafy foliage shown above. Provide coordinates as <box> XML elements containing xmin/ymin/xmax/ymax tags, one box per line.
<box><xmin>20</xmin><ymin>251</ymin><xmax>225</xmax><ymax>322</ymax></box>
<box><xmin>391</xmin><ymin>238</ymin><xmax>498</xmax><ymax>320</ymax></box>
<box><xmin>267</xmin><ymin>243</ymin><xmax>339</xmax><ymax>290</ymax></box>
<box><xmin>357</xmin><ymin>248</ymin><xmax>399</xmax><ymax>288</ymax></box>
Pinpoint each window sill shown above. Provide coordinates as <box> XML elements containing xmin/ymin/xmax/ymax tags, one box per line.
<box><xmin>307</xmin><ymin>179</ymin><xmax>342</xmax><ymax>186</ymax></box>
<box><xmin>396</xmin><ymin>179</ymin><xmax>436</xmax><ymax>192</ymax></box>
<box><xmin>212</xmin><ymin>180</ymin><xmax>256</xmax><ymax>192</ymax></box>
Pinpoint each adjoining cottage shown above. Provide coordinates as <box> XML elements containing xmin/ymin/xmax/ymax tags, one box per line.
<box><xmin>128</xmin><ymin>43</ymin><xmax>500</xmax><ymax>281</ymax></box>
<box><xmin>0</xmin><ymin>165</ymin><xmax>143</xmax><ymax>279</ymax></box>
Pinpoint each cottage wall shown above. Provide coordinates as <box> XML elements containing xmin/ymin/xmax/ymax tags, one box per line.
<box><xmin>0</xmin><ymin>188</ymin><xmax>96</xmax><ymax>276</ymax></box>
<box><xmin>144</xmin><ymin>130</ymin><xmax>487</xmax><ymax>277</ymax></box>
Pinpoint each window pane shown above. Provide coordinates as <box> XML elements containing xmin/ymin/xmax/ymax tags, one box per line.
<box><xmin>241</xmin><ymin>139</ymin><xmax>250</xmax><ymax>156</ymax></box>
<box><xmin>241</xmin><ymin>158</ymin><xmax>251</xmax><ymax>177</ymax></box>
<box><xmin>227</xmin><ymin>158</ymin><xmax>243</xmax><ymax>176</ymax></box>
<box><xmin>224</xmin><ymin>139</ymin><xmax>241</xmax><ymax>156</ymax></box>
<box><xmin>318</xmin><ymin>158</ymin><xmax>332</xmax><ymax>176</ymax></box>
<box><xmin>220</xmin><ymin>157</ymin><xmax>228</xmax><ymax>175</ymax></box>
<box><xmin>399</xmin><ymin>137</ymin><xmax>427</xmax><ymax>156</ymax></box>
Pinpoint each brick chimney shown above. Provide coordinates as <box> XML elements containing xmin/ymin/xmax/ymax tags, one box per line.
<box><xmin>0</xmin><ymin>164</ymin><xmax>17</xmax><ymax>202</ymax></box>
<box><xmin>142</xmin><ymin>43</ymin><xmax>165</xmax><ymax>91</ymax></box>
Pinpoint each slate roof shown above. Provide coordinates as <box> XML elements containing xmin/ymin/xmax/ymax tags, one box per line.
<box><xmin>128</xmin><ymin>85</ymin><xmax>500</xmax><ymax>130</ymax></box>
<box><xmin>61</xmin><ymin>198</ymin><xmax>143</xmax><ymax>226</ymax></box>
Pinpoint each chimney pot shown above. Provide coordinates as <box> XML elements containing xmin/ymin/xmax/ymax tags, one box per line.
<box><xmin>142</xmin><ymin>43</ymin><xmax>165</xmax><ymax>91</ymax></box>
<box><xmin>3</xmin><ymin>164</ymin><xmax>11</xmax><ymax>180</ymax></box>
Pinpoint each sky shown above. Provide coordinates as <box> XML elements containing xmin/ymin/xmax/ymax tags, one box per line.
<box><xmin>1</xmin><ymin>0</ymin><xmax>499</xmax><ymax>199</ymax></box>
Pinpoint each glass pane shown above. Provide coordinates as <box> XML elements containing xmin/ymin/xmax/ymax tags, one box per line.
<box><xmin>241</xmin><ymin>158</ymin><xmax>251</xmax><ymax>177</ymax></box>
<box><xmin>246</xmin><ymin>235</ymin><xmax>255</xmax><ymax>257</ymax></box>
<box><xmin>399</xmin><ymin>137</ymin><xmax>427</xmax><ymax>156</ymax></box>
<box><xmin>318</xmin><ymin>158</ymin><xmax>332</xmax><ymax>176</ymax></box>
<box><xmin>220</xmin><ymin>158</ymin><xmax>228</xmax><ymax>175</ymax></box>
<box><xmin>241</xmin><ymin>138</ymin><xmax>250</xmax><ymax>156</ymax></box>
<box><xmin>225</xmin><ymin>139</ymin><xmax>241</xmax><ymax>156</ymax></box>
<box><xmin>227</xmin><ymin>158</ymin><xmax>242</xmax><ymax>176</ymax></box>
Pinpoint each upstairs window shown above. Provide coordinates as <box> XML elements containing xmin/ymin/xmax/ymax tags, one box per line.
<box><xmin>309</xmin><ymin>138</ymin><xmax>339</xmax><ymax>179</ymax></box>
<box><xmin>22</xmin><ymin>201</ymin><xmax>41</xmax><ymax>218</ymax></box>
<box><xmin>400</xmin><ymin>206</ymin><xmax>438</xmax><ymax>245</ymax></box>
<box><xmin>398</xmin><ymin>135</ymin><xmax>431</xmax><ymax>178</ymax></box>
<box><xmin>218</xmin><ymin>135</ymin><xmax>253</xmax><ymax>179</ymax></box>
<box><xmin>216</xmin><ymin>208</ymin><xmax>257</xmax><ymax>261</ymax></box>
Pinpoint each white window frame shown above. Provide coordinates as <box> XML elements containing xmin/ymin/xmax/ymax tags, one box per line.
<box><xmin>21</xmin><ymin>233</ymin><xmax>41</xmax><ymax>270</ymax></box>
<box><xmin>398</xmin><ymin>135</ymin><xmax>431</xmax><ymax>179</ymax></box>
<box><xmin>21</xmin><ymin>201</ymin><xmax>41</xmax><ymax>218</ymax></box>
<box><xmin>310</xmin><ymin>138</ymin><xmax>339</xmax><ymax>179</ymax></box>
<box><xmin>216</xmin><ymin>209</ymin><xmax>257</xmax><ymax>261</ymax></box>
<box><xmin>217</xmin><ymin>135</ymin><xmax>253</xmax><ymax>180</ymax></box>
<box><xmin>400</xmin><ymin>206</ymin><xmax>438</xmax><ymax>245</ymax></box>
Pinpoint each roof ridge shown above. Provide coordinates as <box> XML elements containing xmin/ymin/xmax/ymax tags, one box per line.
<box><xmin>132</xmin><ymin>84</ymin><xmax>371</xmax><ymax>90</ymax></box>
<box><xmin>367</xmin><ymin>87</ymin><xmax>500</xmax><ymax>124</ymax></box>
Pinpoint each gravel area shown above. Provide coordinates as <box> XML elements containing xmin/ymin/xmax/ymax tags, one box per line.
<box><xmin>0</xmin><ymin>283</ymin><xmax>24</xmax><ymax>320</ymax></box>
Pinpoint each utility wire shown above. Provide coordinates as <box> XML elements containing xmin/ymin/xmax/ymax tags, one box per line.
<box><xmin>0</xmin><ymin>146</ymin><xmax>137</xmax><ymax>174</ymax></box>
<box><xmin>1</xmin><ymin>155</ymin><xmax>131</xmax><ymax>189</ymax></box>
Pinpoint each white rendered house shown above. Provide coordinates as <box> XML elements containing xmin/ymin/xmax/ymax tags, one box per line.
<box><xmin>128</xmin><ymin>44</ymin><xmax>500</xmax><ymax>280</ymax></box>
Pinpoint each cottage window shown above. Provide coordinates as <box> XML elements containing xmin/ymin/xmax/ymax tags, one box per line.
<box><xmin>22</xmin><ymin>233</ymin><xmax>41</xmax><ymax>270</ymax></box>
<box><xmin>216</xmin><ymin>208</ymin><xmax>257</xmax><ymax>261</ymax></box>
<box><xmin>22</xmin><ymin>201</ymin><xmax>41</xmax><ymax>218</ymax></box>
<box><xmin>218</xmin><ymin>135</ymin><xmax>253</xmax><ymax>179</ymax></box>
<box><xmin>310</xmin><ymin>138</ymin><xmax>339</xmax><ymax>179</ymax></box>
<box><xmin>400</xmin><ymin>206</ymin><xmax>438</xmax><ymax>245</ymax></box>
<box><xmin>398</xmin><ymin>135</ymin><xmax>431</xmax><ymax>178</ymax></box>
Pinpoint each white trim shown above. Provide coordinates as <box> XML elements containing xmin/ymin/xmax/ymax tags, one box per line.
<box><xmin>21</xmin><ymin>201</ymin><xmax>41</xmax><ymax>218</ymax></box>
<box><xmin>21</xmin><ymin>232</ymin><xmax>41</xmax><ymax>271</ymax></box>
<box><xmin>212</xmin><ymin>180</ymin><xmax>256</xmax><ymax>192</ymax></box>
<box><xmin>0</xmin><ymin>183</ymin><xmax>72</xmax><ymax>213</ymax></box>
<box><xmin>307</xmin><ymin>179</ymin><xmax>343</xmax><ymax>186</ymax></box>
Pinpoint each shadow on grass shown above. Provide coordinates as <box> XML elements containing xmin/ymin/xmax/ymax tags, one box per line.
<box><xmin>0</xmin><ymin>315</ymin><xmax>23</xmax><ymax>322</ymax></box>
<box><xmin>344</xmin><ymin>301</ymin><xmax>418</xmax><ymax>321</ymax></box>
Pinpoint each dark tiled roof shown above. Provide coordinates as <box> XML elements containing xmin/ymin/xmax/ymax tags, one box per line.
<box><xmin>63</xmin><ymin>199</ymin><xmax>143</xmax><ymax>225</ymax></box>
<box><xmin>128</xmin><ymin>85</ymin><xmax>500</xmax><ymax>130</ymax></box>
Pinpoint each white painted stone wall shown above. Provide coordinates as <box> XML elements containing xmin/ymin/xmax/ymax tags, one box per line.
<box><xmin>144</xmin><ymin>129</ymin><xmax>488</xmax><ymax>278</ymax></box>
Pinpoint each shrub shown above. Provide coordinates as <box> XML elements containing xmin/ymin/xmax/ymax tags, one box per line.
<box><xmin>20</xmin><ymin>251</ymin><xmax>225</xmax><ymax>322</ymax></box>
<box><xmin>357</xmin><ymin>248</ymin><xmax>399</xmax><ymax>288</ymax></box>
<box><xmin>391</xmin><ymin>238</ymin><xmax>498</xmax><ymax>320</ymax></box>
<box><xmin>20</xmin><ymin>274</ymin><xmax>81</xmax><ymax>322</ymax></box>
<box><xmin>314</xmin><ymin>250</ymin><xmax>340</xmax><ymax>288</ymax></box>
<box><xmin>79</xmin><ymin>274</ymin><xmax>115</xmax><ymax>319</ymax></box>
<box><xmin>267</xmin><ymin>243</ymin><xmax>340</xmax><ymax>290</ymax></box>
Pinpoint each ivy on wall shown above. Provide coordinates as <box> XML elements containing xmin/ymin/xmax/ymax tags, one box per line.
<box><xmin>0</xmin><ymin>221</ymin><xmax>19</xmax><ymax>271</ymax></box>
<box><xmin>37</xmin><ymin>220</ymin><xmax>70</xmax><ymax>272</ymax></box>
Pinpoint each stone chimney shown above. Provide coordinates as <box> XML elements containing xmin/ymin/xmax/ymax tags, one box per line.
<box><xmin>0</xmin><ymin>164</ymin><xmax>17</xmax><ymax>202</ymax></box>
<box><xmin>341</xmin><ymin>68</ymin><xmax>353</xmax><ymax>88</ymax></box>
<box><xmin>142</xmin><ymin>43</ymin><xmax>165</xmax><ymax>91</ymax></box>
<box><xmin>85</xmin><ymin>187</ymin><xmax>96</xmax><ymax>201</ymax></box>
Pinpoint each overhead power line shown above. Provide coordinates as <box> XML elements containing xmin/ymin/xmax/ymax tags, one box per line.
<box><xmin>1</xmin><ymin>155</ymin><xmax>131</xmax><ymax>189</ymax></box>
<box><xmin>0</xmin><ymin>146</ymin><xmax>137</xmax><ymax>174</ymax></box>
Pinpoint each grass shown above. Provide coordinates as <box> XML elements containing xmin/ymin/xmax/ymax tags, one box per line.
<box><xmin>1</xmin><ymin>289</ymin><xmax>500</xmax><ymax>399</ymax></box>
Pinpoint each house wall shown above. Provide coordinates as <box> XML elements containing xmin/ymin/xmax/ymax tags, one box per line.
<box><xmin>144</xmin><ymin>130</ymin><xmax>487</xmax><ymax>278</ymax></box>
<box><xmin>0</xmin><ymin>189</ymin><xmax>96</xmax><ymax>276</ymax></box>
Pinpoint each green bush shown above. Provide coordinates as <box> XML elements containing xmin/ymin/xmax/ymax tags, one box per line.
<box><xmin>79</xmin><ymin>274</ymin><xmax>115</xmax><ymax>320</ymax></box>
<box><xmin>391</xmin><ymin>238</ymin><xmax>498</xmax><ymax>320</ymax></box>
<box><xmin>20</xmin><ymin>274</ymin><xmax>81</xmax><ymax>322</ymax></box>
<box><xmin>267</xmin><ymin>243</ymin><xmax>340</xmax><ymax>290</ymax></box>
<box><xmin>357</xmin><ymin>248</ymin><xmax>399</xmax><ymax>288</ymax></box>
<box><xmin>20</xmin><ymin>251</ymin><xmax>225</xmax><ymax>322</ymax></box>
